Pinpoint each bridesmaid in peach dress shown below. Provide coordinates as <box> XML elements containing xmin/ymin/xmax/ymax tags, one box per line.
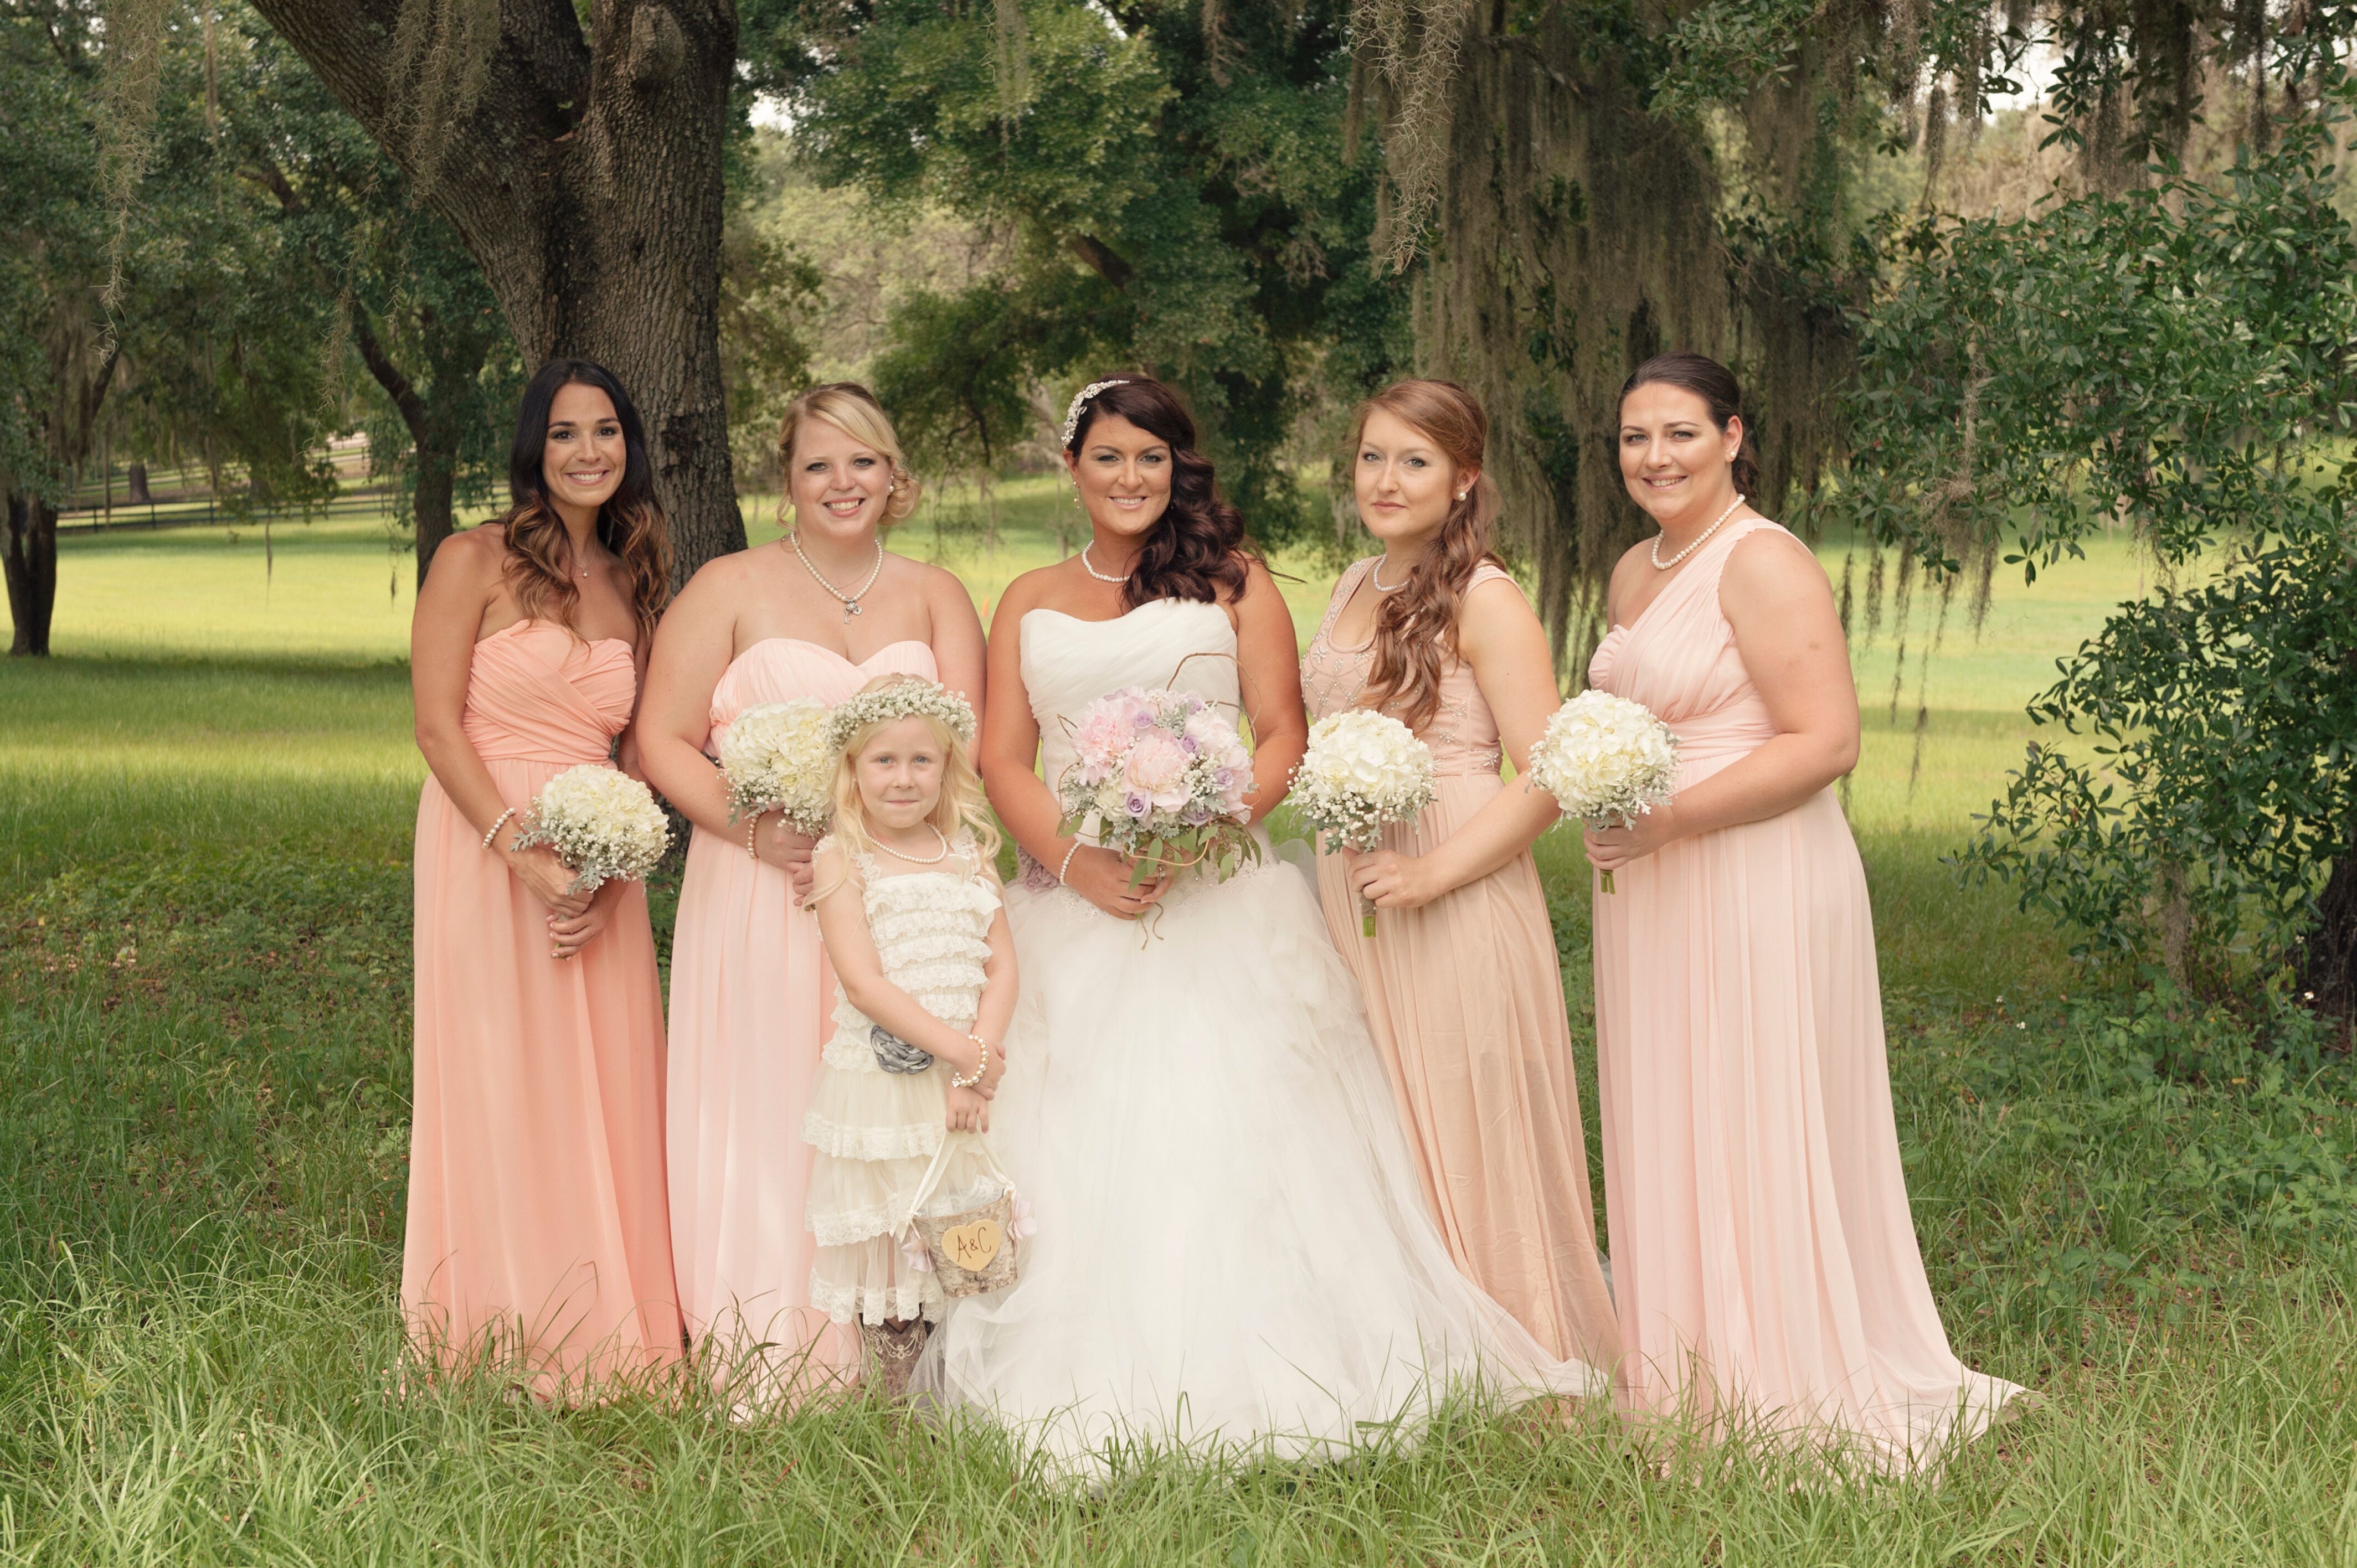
<box><xmin>405</xmin><ymin>358</ymin><xmax>681</xmax><ymax>1397</ymax></box>
<box><xmin>636</xmin><ymin>384</ymin><xmax>985</xmax><ymax>1401</ymax></box>
<box><xmin>1301</xmin><ymin>380</ymin><xmax>1619</xmax><ymax>1371</ymax></box>
<box><xmin>1586</xmin><ymin>352</ymin><xmax>2021</xmax><ymax>1466</ymax></box>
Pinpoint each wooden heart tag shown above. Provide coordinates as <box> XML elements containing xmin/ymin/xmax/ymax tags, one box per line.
<box><xmin>940</xmin><ymin>1218</ymin><xmax>1003</xmax><ymax>1272</ymax></box>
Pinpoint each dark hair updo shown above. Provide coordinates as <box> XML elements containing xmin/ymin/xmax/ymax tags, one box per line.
<box><xmin>1619</xmin><ymin>351</ymin><xmax>1762</xmax><ymax>497</ymax></box>
<box><xmin>1064</xmin><ymin>375</ymin><xmax>1253</xmax><ymax>610</ymax></box>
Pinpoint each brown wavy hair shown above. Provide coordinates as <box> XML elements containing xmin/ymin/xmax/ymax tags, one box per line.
<box><xmin>1064</xmin><ymin>375</ymin><xmax>1253</xmax><ymax>610</ymax></box>
<box><xmin>1619</xmin><ymin>351</ymin><xmax>1762</xmax><ymax>496</ymax></box>
<box><xmin>494</xmin><ymin>357</ymin><xmax>672</xmax><ymax>643</ymax></box>
<box><xmin>1350</xmin><ymin>379</ymin><xmax>1506</xmax><ymax>732</ymax></box>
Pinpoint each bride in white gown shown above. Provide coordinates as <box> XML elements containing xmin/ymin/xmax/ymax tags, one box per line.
<box><xmin>927</xmin><ymin>376</ymin><xmax>1602</xmax><ymax>1476</ymax></box>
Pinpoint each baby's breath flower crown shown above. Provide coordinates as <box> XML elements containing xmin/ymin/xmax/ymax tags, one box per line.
<box><xmin>822</xmin><ymin>676</ymin><xmax>977</xmax><ymax>757</ymax></box>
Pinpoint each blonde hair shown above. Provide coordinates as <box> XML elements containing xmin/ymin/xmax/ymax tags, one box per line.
<box><xmin>776</xmin><ymin>383</ymin><xmax>923</xmax><ymax>526</ymax></box>
<box><xmin>808</xmin><ymin>674</ymin><xmax>998</xmax><ymax>906</ymax></box>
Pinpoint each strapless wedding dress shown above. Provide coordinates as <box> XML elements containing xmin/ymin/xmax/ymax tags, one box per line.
<box><xmin>920</xmin><ymin>599</ymin><xmax>1601</xmax><ymax>1476</ymax></box>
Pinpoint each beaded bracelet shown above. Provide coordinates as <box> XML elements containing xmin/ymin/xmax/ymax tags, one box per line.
<box><xmin>481</xmin><ymin>807</ymin><xmax>517</xmax><ymax>850</ymax></box>
<box><xmin>745</xmin><ymin>808</ymin><xmax>768</xmax><ymax>862</ymax></box>
<box><xmin>1056</xmin><ymin>842</ymin><xmax>1082</xmax><ymax>884</ymax></box>
<box><xmin>950</xmin><ymin>1035</ymin><xmax>991</xmax><ymax>1090</ymax></box>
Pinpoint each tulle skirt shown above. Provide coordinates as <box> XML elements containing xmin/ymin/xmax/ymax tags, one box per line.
<box><xmin>919</xmin><ymin>847</ymin><xmax>1601</xmax><ymax>1478</ymax></box>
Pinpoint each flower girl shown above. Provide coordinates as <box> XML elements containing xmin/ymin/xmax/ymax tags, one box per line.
<box><xmin>804</xmin><ymin>674</ymin><xmax>1017</xmax><ymax>1397</ymax></box>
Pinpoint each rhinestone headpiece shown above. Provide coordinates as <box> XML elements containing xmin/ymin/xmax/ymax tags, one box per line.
<box><xmin>823</xmin><ymin>675</ymin><xmax>978</xmax><ymax>756</ymax></box>
<box><xmin>1059</xmin><ymin>379</ymin><xmax>1130</xmax><ymax>449</ymax></box>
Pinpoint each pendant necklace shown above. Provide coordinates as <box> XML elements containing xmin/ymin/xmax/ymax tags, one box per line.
<box><xmin>1651</xmin><ymin>495</ymin><xmax>1746</xmax><ymax>571</ymax></box>
<box><xmin>1079</xmin><ymin>542</ymin><xmax>1132</xmax><ymax>584</ymax></box>
<box><xmin>788</xmin><ymin>532</ymin><xmax>885</xmax><ymax>620</ymax></box>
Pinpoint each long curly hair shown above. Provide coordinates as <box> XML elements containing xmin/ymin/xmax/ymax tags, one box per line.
<box><xmin>1064</xmin><ymin>375</ymin><xmax>1253</xmax><ymax>610</ymax></box>
<box><xmin>1350</xmin><ymin>379</ymin><xmax>1506</xmax><ymax>733</ymax></box>
<box><xmin>495</xmin><ymin>358</ymin><xmax>671</xmax><ymax>643</ymax></box>
<box><xmin>1619</xmin><ymin>352</ymin><xmax>1762</xmax><ymax>497</ymax></box>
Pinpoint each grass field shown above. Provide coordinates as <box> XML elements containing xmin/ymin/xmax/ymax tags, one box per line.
<box><xmin>3</xmin><ymin>491</ymin><xmax>2353</xmax><ymax>1564</ymax></box>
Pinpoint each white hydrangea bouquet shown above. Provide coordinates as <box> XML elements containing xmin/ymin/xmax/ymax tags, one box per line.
<box><xmin>1527</xmin><ymin>690</ymin><xmax>1680</xmax><ymax>894</ymax></box>
<box><xmin>1056</xmin><ymin>684</ymin><xmax>1260</xmax><ymax>890</ymax></box>
<box><xmin>1289</xmin><ymin>708</ymin><xmax>1435</xmax><ymax>936</ymax></box>
<box><xmin>510</xmin><ymin>764</ymin><xmax>672</xmax><ymax>894</ymax></box>
<box><xmin>717</xmin><ymin>697</ymin><xmax>836</xmax><ymax>835</ymax></box>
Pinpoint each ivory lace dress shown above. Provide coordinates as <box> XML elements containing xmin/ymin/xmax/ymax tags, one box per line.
<box><xmin>804</xmin><ymin>835</ymin><xmax>1008</xmax><ymax>1327</ymax></box>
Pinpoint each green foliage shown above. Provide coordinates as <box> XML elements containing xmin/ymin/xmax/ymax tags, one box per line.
<box><xmin>750</xmin><ymin>0</ymin><xmax>1406</xmax><ymax>546</ymax></box>
<box><xmin>1832</xmin><ymin>89</ymin><xmax>2357</xmax><ymax>986</ymax></box>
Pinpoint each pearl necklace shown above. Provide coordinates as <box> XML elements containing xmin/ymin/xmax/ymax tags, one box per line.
<box><xmin>1650</xmin><ymin>495</ymin><xmax>1746</xmax><ymax>571</ymax></box>
<box><xmin>1079</xmin><ymin>542</ymin><xmax>1132</xmax><ymax>584</ymax></box>
<box><xmin>1370</xmin><ymin>554</ymin><xmax>1413</xmax><ymax>591</ymax></box>
<box><xmin>787</xmin><ymin>532</ymin><xmax>885</xmax><ymax>621</ymax></box>
<box><xmin>874</xmin><ymin>824</ymin><xmax>952</xmax><ymax>865</ymax></box>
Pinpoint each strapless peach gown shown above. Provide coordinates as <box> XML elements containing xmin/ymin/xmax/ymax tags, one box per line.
<box><xmin>1300</xmin><ymin>559</ymin><xmax>1620</xmax><ymax>1370</ymax></box>
<box><xmin>1588</xmin><ymin>519</ymin><xmax>2019</xmax><ymax>1467</ymax></box>
<box><xmin>666</xmin><ymin>636</ymin><xmax>939</xmax><ymax>1396</ymax></box>
<box><xmin>404</xmin><ymin>620</ymin><xmax>681</xmax><ymax>1396</ymax></box>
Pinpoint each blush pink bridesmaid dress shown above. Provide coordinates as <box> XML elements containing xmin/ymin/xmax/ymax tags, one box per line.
<box><xmin>665</xmin><ymin>636</ymin><xmax>938</xmax><ymax>1400</ymax></box>
<box><xmin>1588</xmin><ymin>519</ymin><xmax>2020</xmax><ymax>1467</ymax></box>
<box><xmin>404</xmin><ymin>620</ymin><xmax>682</xmax><ymax>1398</ymax></box>
<box><xmin>1300</xmin><ymin>559</ymin><xmax>1622</xmax><ymax>1371</ymax></box>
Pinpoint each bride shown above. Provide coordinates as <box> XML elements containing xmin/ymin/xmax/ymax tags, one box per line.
<box><xmin>926</xmin><ymin>375</ymin><xmax>1601</xmax><ymax>1475</ymax></box>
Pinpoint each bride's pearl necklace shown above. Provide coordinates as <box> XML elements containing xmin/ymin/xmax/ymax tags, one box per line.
<box><xmin>1651</xmin><ymin>495</ymin><xmax>1746</xmax><ymax>571</ymax></box>
<box><xmin>1079</xmin><ymin>543</ymin><xmax>1132</xmax><ymax>584</ymax></box>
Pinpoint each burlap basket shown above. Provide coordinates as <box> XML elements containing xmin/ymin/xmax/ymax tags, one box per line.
<box><xmin>901</xmin><ymin>1132</ymin><xmax>1022</xmax><ymax>1298</ymax></box>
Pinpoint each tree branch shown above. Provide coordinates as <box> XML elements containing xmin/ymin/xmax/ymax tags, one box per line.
<box><xmin>1067</xmin><ymin>233</ymin><xmax>1135</xmax><ymax>287</ymax></box>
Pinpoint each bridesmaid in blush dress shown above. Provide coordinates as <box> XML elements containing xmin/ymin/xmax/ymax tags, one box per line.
<box><xmin>1586</xmin><ymin>352</ymin><xmax>2021</xmax><ymax>1467</ymax></box>
<box><xmin>1301</xmin><ymin>379</ymin><xmax>1619</xmax><ymax>1373</ymax></box>
<box><xmin>636</xmin><ymin>384</ymin><xmax>985</xmax><ymax>1404</ymax></box>
<box><xmin>405</xmin><ymin>358</ymin><xmax>681</xmax><ymax>1398</ymax></box>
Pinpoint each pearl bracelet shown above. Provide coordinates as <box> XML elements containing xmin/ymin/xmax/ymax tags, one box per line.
<box><xmin>481</xmin><ymin>807</ymin><xmax>517</xmax><ymax>850</ymax></box>
<box><xmin>950</xmin><ymin>1034</ymin><xmax>991</xmax><ymax>1090</ymax></box>
<box><xmin>1057</xmin><ymin>842</ymin><xmax>1082</xmax><ymax>884</ymax></box>
<box><xmin>745</xmin><ymin>809</ymin><xmax>767</xmax><ymax>862</ymax></box>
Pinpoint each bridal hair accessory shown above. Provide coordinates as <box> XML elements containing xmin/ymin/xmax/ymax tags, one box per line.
<box><xmin>822</xmin><ymin>675</ymin><xmax>979</xmax><ymax>755</ymax></box>
<box><xmin>1526</xmin><ymin>689</ymin><xmax>1680</xmax><ymax>893</ymax></box>
<box><xmin>898</xmin><ymin>1133</ymin><xmax>1032</xmax><ymax>1297</ymax></box>
<box><xmin>1060</xmin><ymin>379</ymin><xmax>1130</xmax><ymax>448</ymax></box>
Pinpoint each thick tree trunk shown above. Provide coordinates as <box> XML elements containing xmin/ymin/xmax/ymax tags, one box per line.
<box><xmin>413</xmin><ymin>436</ymin><xmax>459</xmax><ymax>586</ymax></box>
<box><xmin>249</xmin><ymin>0</ymin><xmax>747</xmax><ymax>585</ymax></box>
<box><xmin>4</xmin><ymin>492</ymin><xmax>59</xmax><ymax>657</ymax></box>
<box><xmin>2297</xmin><ymin>847</ymin><xmax>2357</xmax><ymax>1025</ymax></box>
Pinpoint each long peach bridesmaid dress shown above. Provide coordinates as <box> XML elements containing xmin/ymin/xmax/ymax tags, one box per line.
<box><xmin>1588</xmin><ymin>518</ymin><xmax>2020</xmax><ymax>1467</ymax></box>
<box><xmin>1300</xmin><ymin>559</ymin><xmax>1621</xmax><ymax>1370</ymax></box>
<box><xmin>665</xmin><ymin>636</ymin><xmax>938</xmax><ymax>1397</ymax></box>
<box><xmin>404</xmin><ymin>620</ymin><xmax>682</xmax><ymax>1397</ymax></box>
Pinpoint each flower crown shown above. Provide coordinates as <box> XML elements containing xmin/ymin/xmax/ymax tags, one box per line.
<box><xmin>1059</xmin><ymin>379</ymin><xmax>1130</xmax><ymax>449</ymax></box>
<box><xmin>824</xmin><ymin>676</ymin><xmax>978</xmax><ymax>756</ymax></box>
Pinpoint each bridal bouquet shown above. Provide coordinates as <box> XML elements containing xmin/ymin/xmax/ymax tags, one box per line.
<box><xmin>511</xmin><ymin>764</ymin><xmax>672</xmax><ymax>894</ymax></box>
<box><xmin>1527</xmin><ymin>690</ymin><xmax>1680</xmax><ymax>894</ymax></box>
<box><xmin>1289</xmin><ymin>709</ymin><xmax>1435</xmax><ymax>936</ymax></box>
<box><xmin>717</xmin><ymin>697</ymin><xmax>836</xmax><ymax>835</ymax></box>
<box><xmin>1056</xmin><ymin>685</ymin><xmax>1260</xmax><ymax>888</ymax></box>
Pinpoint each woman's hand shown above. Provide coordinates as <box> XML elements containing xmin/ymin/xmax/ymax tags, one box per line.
<box><xmin>749</xmin><ymin>812</ymin><xmax>816</xmax><ymax>897</ymax></box>
<box><xmin>1582</xmin><ymin>807</ymin><xmax>1681</xmax><ymax>878</ymax></box>
<box><xmin>946</xmin><ymin>1084</ymin><xmax>991</xmax><ymax>1133</ymax></box>
<box><xmin>1062</xmin><ymin>844</ymin><xmax>1174</xmax><ymax>921</ymax></box>
<box><xmin>503</xmin><ymin>840</ymin><xmax>593</xmax><ymax>919</ymax></box>
<box><xmin>545</xmin><ymin>878</ymin><xmax>622</xmax><ymax>960</ymax></box>
<box><xmin>1344</xmin><ymin>848</ymin><xmax>1445</xmax><ymax>912</ymax></box>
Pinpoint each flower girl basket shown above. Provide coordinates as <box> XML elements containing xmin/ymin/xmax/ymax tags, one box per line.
<box><xmin>899</xmin><ymin>1132</ymin><xmax>1023</xmax><ymax>1297</ymax></box>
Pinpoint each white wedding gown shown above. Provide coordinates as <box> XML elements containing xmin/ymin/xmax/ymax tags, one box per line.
<box><xmin>920</xmin><ymin>599</ymin><xmax>1601</xmax><ymax>1476</ymax></box>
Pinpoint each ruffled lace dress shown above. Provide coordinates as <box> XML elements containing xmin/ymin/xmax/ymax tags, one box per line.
<box><xmin>804</xmin><ymin>835</ymin><xmax>1008</xmax><ymax>1327</ymax></box>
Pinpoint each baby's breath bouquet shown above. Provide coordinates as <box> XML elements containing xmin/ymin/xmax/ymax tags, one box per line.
<box><xmin>717</xmin><ymin>697</ymin><xmax>835</xmax><ymax>835</ymax></box>
<box><xmin>1289</xmin><ymin>709</ymin><xmax>1435</xmax><ymax>936</ymax></box>
<box><xmin>1527</xmin><ymin>690</ymin><xmax>1680</xmax><ymax>894</ymax></box>
<box><xmin>511</xmin><ymin>765</ymin><xmax>672</xmax><ymax>894</ymax></box>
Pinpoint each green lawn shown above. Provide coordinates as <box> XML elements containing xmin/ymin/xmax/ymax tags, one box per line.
<box><xmin>2</xmin><ymin>497</ymin><xmax>2353</xmax><ymax>1564</ymax></box>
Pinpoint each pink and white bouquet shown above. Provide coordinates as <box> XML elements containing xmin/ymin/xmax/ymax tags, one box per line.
<box><xmin>1289</xmin><ymin>708</ymin><xmax>1435</xmax><ymax>936</ymax></box>
<box><xmin>1527</xmin><ymin>690</ymin><xmax>1680</xmax><ymax>894</ymax></box>
<box><xmin>1056</xmin><ymin>685</ymin><xmax>1260</xmax><ymax>888</ymax></box>
<box><xmin>510</xmin><ymin>764</ymin><xmax>672</xmax><ymax>894</ymax></box>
